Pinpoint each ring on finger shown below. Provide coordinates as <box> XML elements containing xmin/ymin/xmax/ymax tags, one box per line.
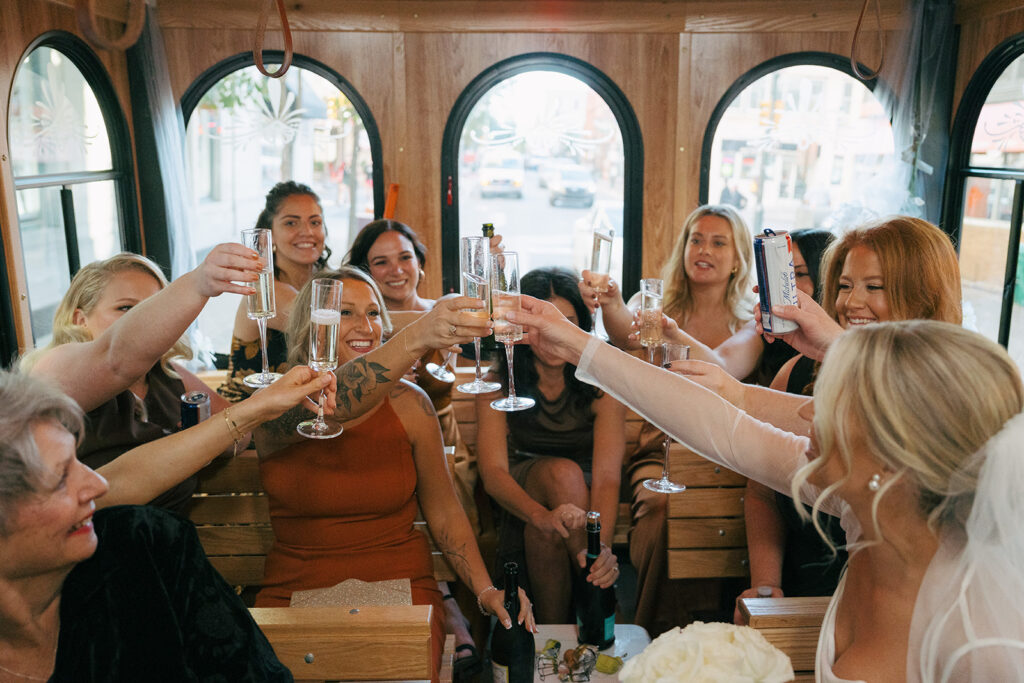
<box><xmin>449</xmin><ymin>324</ymin><xmax>457</xmax><ymax>336</ymax></box>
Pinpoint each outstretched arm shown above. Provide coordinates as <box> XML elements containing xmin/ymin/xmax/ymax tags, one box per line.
<box><xmin>97</xmin><ymin>366</ymin><xmax>333</xmax><ymax>508</ymax></box>
<box><xmin>660</xmin><ymin>317</ymin><xmax>763</xmax><ymax>379</ymax></box>
<box><xmin>509</xmin><ymin>296</ymin><xmax>824</xmax><ymax>505</ymax></box>
<box><xmin>32</xmin><ymin>244</ymin><xmax>262</xmax><ymax>412</ymax></box>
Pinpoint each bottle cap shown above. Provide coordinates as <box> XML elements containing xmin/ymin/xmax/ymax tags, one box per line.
<box><xmin>586</xmin><ymin>511</ymin><xmax>601</xmax><ymax>531</ymax></box>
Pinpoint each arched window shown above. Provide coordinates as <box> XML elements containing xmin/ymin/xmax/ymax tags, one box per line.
<box><xmin>7</xmin><ymin>33</ymin><xmax>139</xmax><ymax>346</ymax></box>
<box><xmin>945</xmin><ymin>33</ymin><xmax>1024</xmax><ymax>359</ymax></box>
<box><xmin>441</xmin><ymin>53</ymin><xmax>643</xmax><ymax>302</ymax></box>
<box><xmin>182</xmin><ymin>53</ymin><xmax>382</xmax><ymax>354</ymax></box>
<box><xmin>702</xmin><ymin>53</ymin><xmax>896</xmax><ymax>236</ymax></box>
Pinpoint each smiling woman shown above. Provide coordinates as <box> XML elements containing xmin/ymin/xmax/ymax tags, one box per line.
<box><xmin>0</xmin><ymin>371</ymin><xmax>292</xmax><ymax>682</ymax></box>
<box><xmin>219</xmin><ymin>181</ymin><xmax>332</xmax><ymax>402</ymax></box>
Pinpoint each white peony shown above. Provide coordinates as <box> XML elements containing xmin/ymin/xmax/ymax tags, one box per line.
<box><xmin>620</xmin><ymin>621</ymin><xmax>794</xmax><ymax>683</ymax></box>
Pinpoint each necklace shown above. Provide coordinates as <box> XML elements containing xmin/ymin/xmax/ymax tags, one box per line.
<box><xmin>0</xmin><ymin>660</ymin><xmax>51</xmax><ymax>681</ymax></box>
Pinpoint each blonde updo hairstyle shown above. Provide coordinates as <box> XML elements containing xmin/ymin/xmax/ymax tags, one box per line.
<box><xmin>661</xmin><ymin>204</ymin><xmax>754</xmax><ymax>332</ymax></box>
<box><xmin>286</xmin><ymin>266</ymin><xmax>393</xmax><ymax>367</ymax></box>
<box><xmin>21</xmin><ymin>253</ymin><xmax>192</xmax><ymax>375</ymax></box>
<box><xmin>819</xmin><ymin>216</ymin><xmax>962</xmax><ymax>325</ymax></box>
<box><xmin>793</xmin><ymin>321</ymin><xmax>1023</xmax><ymax>546</ymax></box>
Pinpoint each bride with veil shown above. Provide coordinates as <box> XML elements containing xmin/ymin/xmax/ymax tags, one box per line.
<box><xmin>508</xmin><ymin>297</ymin><xmax>1024</xmax><ymax>682</ymax></box>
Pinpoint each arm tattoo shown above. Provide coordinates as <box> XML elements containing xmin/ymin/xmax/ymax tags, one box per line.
<box><xmin>336</xmin><ymin>357</ymin><xmax>392</xmax><ymax>414</ymax></box>
<box><xmin>434</xmin><ymin>528</ymin><xmax>471</xmax><ymax>580</ymax></box>
<box><xmin>260</xmin><ymin>404</ymin><xmax>309</xmax><ymax>438</ymax></box>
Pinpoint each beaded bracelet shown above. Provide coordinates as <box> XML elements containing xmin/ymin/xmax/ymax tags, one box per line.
<box><xmin>476</xmin><ymin>585</ymin><xmax>499</xmax><ymax>615</ymax></box>
<box><xmin>223</xmin><ymin>408</ymin><xmax>244</xmax><ymax>456</ymax></box>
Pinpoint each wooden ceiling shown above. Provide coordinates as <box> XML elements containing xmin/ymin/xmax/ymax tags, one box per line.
<box><xmin>42</xmin><ymin>0</ymin><xmax>1015</xmax><ymax>34</ymax></box>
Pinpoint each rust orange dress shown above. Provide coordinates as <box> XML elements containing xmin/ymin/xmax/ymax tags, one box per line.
<box><xmin>254</xmin><ymin>399</ymin><xmax>444</xmax><ymax>681</ymax></box>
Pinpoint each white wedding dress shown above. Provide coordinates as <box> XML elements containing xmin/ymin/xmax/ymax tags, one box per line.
<box><xmin>575</xmin><ymin>336</ymin><xmax>1024</xmax><ymax>683</ymax></box>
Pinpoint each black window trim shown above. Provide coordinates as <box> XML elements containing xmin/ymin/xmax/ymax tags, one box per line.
<box><xmin>439</xmin><ymin>52</ymin><xmax>644</xmax><ymax>301</ymax></box>
<box><xmin>180</xmin><ymin>51</ymin><xmax>384</xmax><ymax>221</ymax></box>
<box><xmin>943</xmin><ymin>32</ymin><xmax>1024</xmax><ymax>348</ymax></box>
<box><xmin>6</xmin><ymin>31</ymin><xmax>141</xmax><ymax>356</ymax></box>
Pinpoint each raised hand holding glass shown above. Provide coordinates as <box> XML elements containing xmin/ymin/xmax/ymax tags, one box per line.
<box><xmin>242</xmin><ymin>228</ymin><xmax>283</xmax><ymax>388</ymax></box>
<box><xmin>297</xmin><ymin>278</ymin><xmax>344</xmax><ymax>439</ymax></box>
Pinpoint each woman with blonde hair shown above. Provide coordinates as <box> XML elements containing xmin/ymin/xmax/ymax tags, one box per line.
<box><xmin>579</xmin><ymin>203</ymin><xmax>762</xmax><ymax>633</ymax></box>
<box><xmin>25</xmin><ymin>245</ymin><xmax>263</xmax><ymax>512</ymax></box>
<box><xmin>513</xmin><ymin>299</ymin><xmax>1024</xmax><ymax>681</ymax></box>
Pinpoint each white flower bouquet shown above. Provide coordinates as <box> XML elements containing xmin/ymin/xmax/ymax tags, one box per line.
<box><xmin>620</xmin><ymin>621</ymin><xmax>794</xmax><ymax>682</ymax></box>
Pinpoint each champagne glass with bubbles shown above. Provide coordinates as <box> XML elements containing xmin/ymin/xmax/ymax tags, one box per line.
<box><xmin>489</xmin><ymin>252</ymin><xmax>535</xmax><ymax>412</ymax></box>
<box><xmin>643</xmin><ymin>342</ymin><xmax>690</xmax><ymax>494</ymax></box>
<box><xmin>457</xmin><ymin>236</ymin><xmax>501</xmax><ymax>394</ymax></box>
<box><xmin>296</xmin><ymin>278</ymin><xmax>344</xmax><ymax>439</ymax></box>
<box><xmin>242</xmin><ymin>228</ymin><xmax>283</xmax><ymax>388</ymax></box>
<box><xmin>639</xmin><ymin>278</ymin><xmax>664</xmax><ymax>364</ymax></box>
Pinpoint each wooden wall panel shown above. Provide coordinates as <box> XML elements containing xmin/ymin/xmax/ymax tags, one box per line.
<box><xmin>0</xmin><ymin>0</ymin><xmax>133</xmax><ymax>354</ymax></box>
<box><xmin>953</xmin><ymin>6</ymin><xmax>1024</xmax><ymax>115</ymax></box>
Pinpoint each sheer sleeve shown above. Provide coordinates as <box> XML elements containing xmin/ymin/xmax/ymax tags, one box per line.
<box><xmin>576</xmin><ymin>336</ymin><xmax>840</xmax><ymax>516</ymax></box>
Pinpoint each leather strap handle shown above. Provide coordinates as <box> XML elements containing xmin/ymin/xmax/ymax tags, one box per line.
<box><xmin>254</xmin><ymin>0</ymin><xmax>293</xmax><ymax>79</ymax></box>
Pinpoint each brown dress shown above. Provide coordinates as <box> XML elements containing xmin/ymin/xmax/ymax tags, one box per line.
<box><xmin>254</xmin><ymin>399</ymin><xmax>444</xmax><ymax>681</ymax></box>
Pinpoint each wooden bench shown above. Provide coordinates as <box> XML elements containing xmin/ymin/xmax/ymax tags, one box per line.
<box><xmin>665</xmin><ymin>445</ymin><xmax>749</xmax><ymax>579</ymax></box>
<box><xmin>739</xmin><ymin>596</ymin><xmax>830</xmax><ymax>683</ymax></box>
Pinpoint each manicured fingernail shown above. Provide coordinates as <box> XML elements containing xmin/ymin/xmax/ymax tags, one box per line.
<box><xmin>503</xmin><ymin>619</ymin><xmax>512</xmax><ymax>629</ymax></box>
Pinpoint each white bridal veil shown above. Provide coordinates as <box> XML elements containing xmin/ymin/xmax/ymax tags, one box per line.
<box><xmin>908</xmin><ymin>412</ymin><xmax>1024</xmax><ymax>682</ymax></box>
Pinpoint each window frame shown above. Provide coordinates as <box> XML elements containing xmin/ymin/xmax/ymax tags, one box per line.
<box><xmin>180</xmin><ymin>51</ymin><xmax>384</xmax><ymax>221</ymax></box>
<box><xmin>6</xmin><ymin>31</ymin><xmax>141</xmax><ymax>353</ymax></box>
<box><xmin>439</xmin><ymin>52</ymin><xmax>644</xmax><ymax>300</ymax></box>
<box><xmin>943</xmin><ymin>33</ymin><xmax>1024</xmax><ymax>348</ymax></box>
<box><xmin>699</xmin><ymin>51</ymin><xmax>893</xmax><ymax>214</ymax></box>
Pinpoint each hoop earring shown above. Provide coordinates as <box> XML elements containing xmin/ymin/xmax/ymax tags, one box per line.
<box><xmin>418</xmin><ymin>268</ymin><xmax>425</xmax><ymax>282</ymax></box>
<box><xmin>867</xmin><ymin>473</ymin><xmax>882</xmax><ymax>492</ymax></box>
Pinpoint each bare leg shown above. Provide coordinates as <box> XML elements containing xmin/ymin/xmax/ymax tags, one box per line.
<box><xmin>439</xmin><ymin>581</ymin><xmax>477</xmax><ymax>666</ymax></box>
<box><xmin>522</xmin><ymin>457</ymin><xmax>590</xmax><ymax>623</ymax></box>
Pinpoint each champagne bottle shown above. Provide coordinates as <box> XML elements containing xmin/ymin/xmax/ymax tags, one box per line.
<box><xmin>479</xmin><ymin>222</ymin><xmax>498</xmax><ymax>355</ymax></box>
<box><xmin>575</xmin><ymin>511</ymin><xmax>616</xmax><ymax>649</ymax></box>
<box><xmin>490</xmin><ymin>562</ymin><xmax>534</xmax><ymax>683</ymax></box>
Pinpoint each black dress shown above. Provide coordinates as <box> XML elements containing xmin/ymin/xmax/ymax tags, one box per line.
<box><xmin>78</xmin><ymin>365</ymin><xmax>195</xmax><ymax>514</ymax></box>
<box><xmin>775</xmin><ymin>355</ymin><xmax>847</xmax><ymax>597</ymax></box>
<box><xmin>52</xmin><ymin>506</ymin><xmax>292</xmax><ymax>682</ymax></box>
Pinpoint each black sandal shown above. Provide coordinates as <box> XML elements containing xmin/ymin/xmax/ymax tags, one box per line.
<box><xmin>453</xmin><ymin>643</ymin><xmax>482</xmax><ymax>681</ymax></box>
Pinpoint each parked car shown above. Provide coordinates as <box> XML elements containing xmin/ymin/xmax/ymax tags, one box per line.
<box><xmin>549</xmin><ymin>165</ymin><xmax>597</xmax><ymax>207</ymax></box>
<box><xmin>479</xmin><ymin>152</ymin><xmax>525</xmax><ymax>198</ymax></box>
<box><xmin>537</xmin><ymin>158</ymin><xmax>575</xmax><ymax>189</ymax></box>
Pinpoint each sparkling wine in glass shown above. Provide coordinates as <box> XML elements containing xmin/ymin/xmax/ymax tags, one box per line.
<box><xmin>457</xmin><ymin>236</ymin><xmax>501</xmax><ymax>394</ymax></box>
<box><xmin>640</xmin><ymin>278</ymin><xmax>664</xmax><ymax>363</ymax></box>
<box><xmin>241</xmin><ymin>228</ymin><xmax>283</xmax><ymax>388</ymax></box>
<box><xmin>489</xmin><ymin>252</ymin><xmax>534</xmax><ymax>412</ymax></box>
<box><xmin>297</xmin><ymin>279</ymin><xmax>344</xmax><ymax>439</ymax></box>
<box><xmin>590</xmin><ymin>228</ymin><xmax>614</xmax><ymax>336</ymax></box>
<box><xmin>643</xmin><ymin>342</ymin><xmax>690</xmax><ymax>494</ymax></box>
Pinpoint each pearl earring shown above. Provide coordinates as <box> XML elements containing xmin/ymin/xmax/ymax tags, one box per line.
<box><xmin>867</xmin><ymin>473</ymin><xmax>882</xmax><ymax>492</ymax></box>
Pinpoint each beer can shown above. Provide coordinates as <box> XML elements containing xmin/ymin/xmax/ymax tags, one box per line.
<box><xmin>181</xmin><ymin>391</ymin><xmax>211</xmax><ymax>429</ymax></box>
<box><xmin>753</xmin><ymin>229</ymin><xmax>799</xmax><ymax>334</ymax></box>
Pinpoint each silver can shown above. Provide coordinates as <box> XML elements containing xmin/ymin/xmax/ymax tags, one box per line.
<box><xmin>181</xmin><ymin>391</ymin><xmax>211</xmax><ymax>429</ymax></box>
<box><xmin>753</xmin><ymin>229</ymin><xmax>799</xmax><ymax>334</ymax></box>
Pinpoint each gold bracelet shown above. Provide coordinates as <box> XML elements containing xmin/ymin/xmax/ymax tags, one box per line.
<box><xmin>476</xmin><ymin>585</ymin><xmax>499</xmax><ymax>615</ymax></box>
<box><xmin>223</xmin><ymin>408</ymin><xmax>243</xmax><ymax>456</ymax></box>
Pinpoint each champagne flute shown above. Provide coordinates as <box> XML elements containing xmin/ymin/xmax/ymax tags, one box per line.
<box><xmin>424</xmin><ymin>350</ymin><xmax>457</xmax><ymax>383</ymax></box>
<box><xmin>639</xmin><ymin>278</ymin><xmax>664</xmax><ymax>364</ymax></box>
<box><xmin>590</xmin><ymin>228</ymin><xmax>614</xmax><ymax>336</ymax></box>
<box><xmin>489</xmin><ymin>252</ymin><xmax>535</xmax><ymax>412</ymax></box>
<box><xmin>457</xmin><ymin>236</ymin><xmax>501</xmax><ymax>394</ymax></box>
<box><xmin>241</xmin><ymin>228</ymin><xmax>283</xmax><ymax>388</ymax></box>
<box><xmin>643</xmin><ymin>342</ymin><xmax>690</xmax><ymax>494</ymax></box>
<box><xmin>296</xmin><ymin>278</ymin><xmax>344</xmax><ymax>439</ymax></box>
